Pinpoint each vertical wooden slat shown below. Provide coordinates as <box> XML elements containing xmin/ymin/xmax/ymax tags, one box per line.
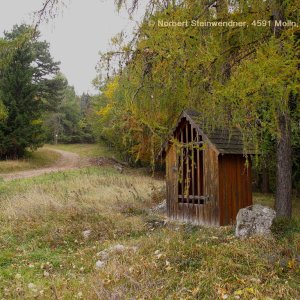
<box><xmin>219</xmin><ymin>155</ymin><xmax>224</xmax><ymax>225</ymax></box>
<box><xmin>180</xmin><ymin>129</ymin><xmax>184</xmax><ymax>220</ymax></box>
<box><xmin>224</xmin><ymin>155</ymin><xmax>229</xmax><ymax>225</ymax></box>
<box><xmin>196</xmin><ymin>135</ymin><xmax>200</xmax><ymax>198</ymax></box>
<box><xmin>185</xmin><ymin>123</ymin><xmax>189</xmax><ymax>204</ymax></box>
<box><xmin>213</xmin><ymin>151</ymin><xmax>219</xmax><ymax>226</ymax></box>
<box><xmin>166</xmin><ymin>144</ymin><xmax>178</xmax><ymax>219</ymax></box>
<box><xmin>174</xmin><ymin>143</ymin><xmax>178</xmax><ymax>220</ymax></box>
<box><xmin>243</xmin><ymin>159</ymin><xmax>248</xmax><ymax>208</ymax></box>
<box><xmin>232</xmin><ymin>156</ymin><xmax>237</xmax><ymax>223</ymax></box>
<box><xmin>236</xmin><ymin>156</ymin><xmax>242</xmax><ymax>222</ymax></box>
<box><xmin>191</xmin><ymin>127</ymin><xmax>195</xmax><ymax>205</ymax></box>
<box><xmin>196</xmin><ymin>133</ymin><xmax>200</xmax><ymax>223</ymax></box>
<box><xmin>166</xmin><ymin>147</ymin><xmax>170</xmax><ymax>218</ymax></box>
<box><xmin>180</xmin><ymin>128</ymin><xmax>184</xmax><ymax>201</ymax></box>
<box><xmin>203</xmin><ymin>145</ymin><xmax>208</xmax><ymax>224</ymax></box>
<box><xmin>230</xmin><ymin>156</ymin><xmax>234</xmax><ymax>224</ymax></box>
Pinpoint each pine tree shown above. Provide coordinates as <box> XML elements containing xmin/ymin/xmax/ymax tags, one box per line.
<box><xmin>0</xmin><ymin>24</ymin><xmax>61</xmax><ymax>158</ymax></box>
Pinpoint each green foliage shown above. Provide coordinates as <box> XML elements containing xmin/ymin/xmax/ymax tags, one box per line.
<box><xmin>92</xmin><ymin>0</ymin><xmax>299</xmax><ymax>169</ymax></box>
<box><xmin>0</xmin><ymin>24</ymin><xmax>61</xmax><ymax>159</ymax></box>
<box><xmin>0</xmin><ymin>148</ymin><xmax>60</xmax><ymax>174</ymax></box>
<box><xmin>0</xmin><ymin>101</ymin><xmax>7</xmax><ymax>121</ymax></box>
<box><xmin>216</xmin><ymin>36</ymin><xmax>299</xmax><ymax>152</ymax></box>
<box><xmin>43</xmin><ymin>81</ymin><xmax>94</xmax><ymax>144</ymax></box>
<box><xmin>271</xmin><ymin>217</ymin><xmax>300</xmax><ymax>239</ymax></box>
<box><xmin>0</xmin><ymin>166</ymin><xmax>299</xmax><ymax>298</ymax></box>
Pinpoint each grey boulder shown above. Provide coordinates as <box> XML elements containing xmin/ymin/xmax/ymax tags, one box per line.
<box><xmin>235</xmin><ymin>204</ymin><xmax>276</xmax><ymax>238</ymax></box>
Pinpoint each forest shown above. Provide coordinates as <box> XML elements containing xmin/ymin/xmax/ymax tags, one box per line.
<box><xmin>92</xmin><ymin>0</ymin><xmax>299</xmax><ymax>218</ymax></box>
<box><xmin>0</xmin><ymin>0</ymin><xmax>299</xmax><ymax>298</ymax></box>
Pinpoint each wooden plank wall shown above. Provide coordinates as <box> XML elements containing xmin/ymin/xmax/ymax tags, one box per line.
<box><xmin>203</xmin><ymin>144</ymin><xmax>220</xmax><ymax>226</ymax></box>
<box><xmin>218</xmin><ymin>155</ymin><xmax>252</xmax><ymax>225</ymax></box>
<box><xmin>166</xmin><ymin>118</ymin><xmax>219</xmax><ymax>226</ymax></box>
<box><xmin>166</xmin><ymin>143</ymin><xmax>178</xmax><ymax>219</ymax></box>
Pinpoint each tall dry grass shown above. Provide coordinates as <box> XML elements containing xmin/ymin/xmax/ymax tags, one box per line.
<box><xmin>0</xmin><ymin>168</ymin><xmax>299</xmax><ymax>299</ymax></box>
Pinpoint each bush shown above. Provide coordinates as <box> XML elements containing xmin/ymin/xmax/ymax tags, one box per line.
<box><xmin>271</xmin><ymin>217</ymin><xmax>300</xmax><ymax>238</ymax></box>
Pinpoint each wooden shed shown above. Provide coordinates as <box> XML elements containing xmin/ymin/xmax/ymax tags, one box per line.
<box><xmin>161</xmin><ymin>109</ymin><xmax>254</xmax><ymax>226</ymax></box>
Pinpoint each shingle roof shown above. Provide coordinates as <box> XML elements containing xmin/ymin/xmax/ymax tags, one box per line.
<box><xmin>161</xmin><ymin>109</ymin><xmax>256</xmax><ymax>155</ymax></box>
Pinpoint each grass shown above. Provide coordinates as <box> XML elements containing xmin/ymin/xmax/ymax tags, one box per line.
<box><xmin>253</xmin><ymin>192</ymin><xmax>300</xmax><ymax>219</ymax></box>
<box><xmin>46</xmin><ymin>142</ymin><xmax>119</xmax><ymax>159</ymax></box>
<box><xmin>0</xmin><ymin>148</ymin><xmax>61</xmax><ymax>174</ymax></box>
<box><xmin>0</xmin><ymin>165</ymin><xmax>299</xmax><ymax>299</ymax></box>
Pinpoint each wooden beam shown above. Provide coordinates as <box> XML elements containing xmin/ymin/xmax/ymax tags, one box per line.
<box><xmin>180</xmin><ymin>128</ymin><xmax>184</xmax><ymax>205</ymax></box>
<box><xmin>191</xmin><ymin>126</ymin><xmax>195</xmax><ymax>205</ymax></box>
<box><xmin>185</xmin><ymin>122</ymin><xmax>189</xmax><ymax>205</ymax></box>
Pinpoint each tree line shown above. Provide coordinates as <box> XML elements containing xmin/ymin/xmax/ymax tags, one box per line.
<box><xmin>88</xmin><ymin>0</ymin><xmax>299</xmax><ymax>218</ymax></box>
<box><xmin>0</xmin><ymin>1</ymin><xmax>299</xmax><ymax>219</ymax></box>
<box><xmin>0</xmin><ymin>24</ymin><xmax>93</xmax><ymax>159</ymax></box>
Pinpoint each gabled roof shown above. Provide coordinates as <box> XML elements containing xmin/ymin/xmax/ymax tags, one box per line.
<box><xmin>161</xmin><ymin>109</ymin><xmax>256</xmax><ymax>155</ymax></box>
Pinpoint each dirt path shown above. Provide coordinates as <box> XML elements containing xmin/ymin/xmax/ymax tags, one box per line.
<box><xmin>0</xmin><ymin>149</ymin><xmax>89</xmax><ymax>181</ymax></box>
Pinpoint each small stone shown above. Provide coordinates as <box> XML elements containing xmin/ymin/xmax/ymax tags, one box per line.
<box><xmin>250</xmin><ymin>278</ymin><xmax>261</xmax><ymax>284</ymax></box>
<box><xmin>82</xmin><ymin>230</ymin><xmax>91</xmax><ymax>239</ymax></box>
<box><xmin>95</xmin><ymin>260</ymin><xmax>105</xmax><ymax>269</ymax></box>
<box><xmin>151</xmin><ymin>199</ymin><xmax>167</xmax><ymax>214</ymax></box>
<box><xmin>43</xmin><ymin>271</ymin><xmax>50</xmax><ymax>277</ymax></box>
<box><xmin>111</xmin><ymin>244</ymin><xmax>126</xmax><ymax>252</ymax></box>
<box><xmin>28</xmin><ymin>283</ymin><xmax>36</xmax><ymax>289</ymax></box>
<box><xmin>97</xmin><ymin>244</ymin><xmax>138</xmax><ymax>262</ymax></box>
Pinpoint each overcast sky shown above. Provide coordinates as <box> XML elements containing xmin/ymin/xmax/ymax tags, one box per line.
<box><xmin>0</xmin><ymin>0</ymin><xmax>143</xmax><ymax>95</ymax></box>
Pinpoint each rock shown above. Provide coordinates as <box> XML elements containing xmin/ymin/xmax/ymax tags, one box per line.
<box><xmin>82</xmin><ymin>230</ymin><xmax>91</xmax><ymax>239</ymax></box>
<box><xmin>235</xmin><ymin>204</ymin><xmax>276</xmax><ymax>239</ymax></box>
<box><xmin>114</xmin><ymin>164</ymin><xmax>123</xmax><ymax>173</ymax></box>
<box><xmin>111</xmin><ymin>244</ymin><xmax>126</xmax><ymax>252</ymax></box>
<box><xmin>28</xmin><ymin>283</ymin><xmax>36</xmax><ymax>289</ymax></box>
<box><xmin>151</xmin><ymin>199</ymin><xmax>167</xmax><ymax>214</ymax></box>
<box><xmin>43</xmin><ymin>271</ymin><xmax>50</xmax><ymax>277</ymax></box>
<box><xmin>97</xmin><ymin>244</ymin><xmax>138</xmax><ymax>261</ymax></box>
<box><xmin>95</xmin><ymin>260</ymin><xmax>105</xmax><ymax>269</ymax></box>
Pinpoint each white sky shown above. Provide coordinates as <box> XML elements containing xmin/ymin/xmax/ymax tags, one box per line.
<box><xmin>0</xmin><ymin>0</ymin><xmax>144</xmax><ymax>95</ymax></box>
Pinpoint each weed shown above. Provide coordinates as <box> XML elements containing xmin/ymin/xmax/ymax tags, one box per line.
<box><xmin>0</xmin><ymin>166</ymin><xmax>299</xmax><ymax>299</ymax></box>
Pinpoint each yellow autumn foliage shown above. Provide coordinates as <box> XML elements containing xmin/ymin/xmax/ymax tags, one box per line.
<box><xmin>103</xmin><ymin>77</ymin><xmax>119</xmax><ymax>100</ymax></box>
<box><xmin>96</xmin><ymin>103</ymin><xmax>113</xmax><ymax>116</ymax></box>
<box><xmin>30</xmin><ymin>119</ymin><xmax>43</xmax><ymax>125</ymax></box>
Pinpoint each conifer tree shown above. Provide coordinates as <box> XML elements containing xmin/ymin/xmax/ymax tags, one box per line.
<box><xmin>0</xmin><ymin>24</ymin><xmax>61</xmax><ymax>158</ymax></box>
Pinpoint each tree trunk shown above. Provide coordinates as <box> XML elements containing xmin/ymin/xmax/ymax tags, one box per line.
<box><xmin>275</xmin><ymin>111</ymin><xmax>292</xmax><ymax>218</ymax></box>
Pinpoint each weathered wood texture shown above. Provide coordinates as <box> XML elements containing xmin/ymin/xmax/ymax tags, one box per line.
<box><xmin>164</xmin><ymin>110</ymin><xmax>253</xmax><ymax>226</ymax></box>
<box><xmin>203</xmin><ymin>144</ymin><xmax>220</xmax><ymax>226</ymax></box>
<box><xmin>166</xmin><ymin>143</ymin><xmax>178</xmax><ymax>219</ymax></box>
<box><xmin>218</xmin><ymin>155</ymin><xmax>252</xmax><ymax>225</ymax></box>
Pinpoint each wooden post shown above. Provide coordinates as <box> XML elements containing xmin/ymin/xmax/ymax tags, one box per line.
<box><xmin>191</xmin><ymin>127</ymin><xmax>195</xmax><ymax>205</ymax></box>
<box><xmin>197</xmin><ymin>134</ymin><xmax>200</xmax><ymax>197</ymax></box>
<box><xmin>186</xmin><ymin>123</ymin><xmax>189</xmax><ymax>205</ymax></box>
<box><xmin>180</xmin><ymin>128</ymin><xmax>184</xmax><ymax>204</ymax></box>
